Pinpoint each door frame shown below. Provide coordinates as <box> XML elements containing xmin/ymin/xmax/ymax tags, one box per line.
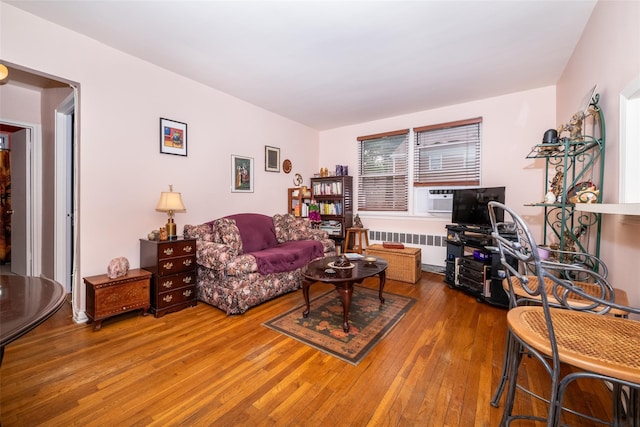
<box><xmin>0</xmin><ymin>119</ymin><xmax>42</xmax><ymax>277</ymax></box>
<box><xmin>55</xmin><ymin>92</ymin><xmax>76</xmax><ymax>292</ymax></box>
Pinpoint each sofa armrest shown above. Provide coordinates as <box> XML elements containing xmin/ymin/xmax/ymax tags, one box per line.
<box><xmin>307</xmin><ymin>228</ymin><xmax>329</xmax><ymax>241</ymax></box>
<box><xmin>196</xmin><ymin>241</ymin><xmax>237</xmax><ymax>271</ymax></box>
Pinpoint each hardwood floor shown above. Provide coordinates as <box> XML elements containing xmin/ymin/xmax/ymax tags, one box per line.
<box><xmin>0</xmin><ymin>272</ymin><xmax>613</xmax><ymax>426</ymax></box>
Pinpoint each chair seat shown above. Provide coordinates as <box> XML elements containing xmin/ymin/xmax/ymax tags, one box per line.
<box><xmin>505</xmin><ymin>276</ymin><xmax>630</xmax><ymax>316</ymax></box>
<box><xmin>508</xmin><ymin>306</ymin><xmax>640</xmax><ymax>384</ymax></box>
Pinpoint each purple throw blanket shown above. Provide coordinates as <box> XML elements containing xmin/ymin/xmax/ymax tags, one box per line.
<box><xmin>251</xmin><ymin>240</ymin><xmax>324</xmax><ymax>275</ymax></box>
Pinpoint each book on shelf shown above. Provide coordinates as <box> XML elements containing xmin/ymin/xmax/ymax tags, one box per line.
<box><xmin>318</xmin><ymin>202</ymin><xmax>342</xmax><ymax>215</ymax></box>
<box><xmin>313</xmin><ymin>181</ymin><xmax>343</xmax><ymax>196</ymax></box>
<box><xmin>293</xmin><ymin>202</ymin><xmax>309</xmax><ymax>217</ymax></box>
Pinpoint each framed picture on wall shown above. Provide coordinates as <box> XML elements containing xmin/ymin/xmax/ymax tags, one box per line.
<box><xmin>160</xmin><ymin>118</ymin><xmax>187</xmax><ymax>156</ymax></box>
<box><xmin>231</xmin><ymin>155</ymin><xmax>254</xmax><ymax>193</ymax></box>
<box><xmin>265</xmin><ymin>146</ymin><xmax>280</xmax><ymax>172</ymax></box>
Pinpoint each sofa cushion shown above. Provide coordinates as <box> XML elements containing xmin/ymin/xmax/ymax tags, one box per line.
<box><xmin>252</xmin><ymin>240</ymin><xmax>324</xmax><ymax>274</ymax></box>
<box><xmin>226</xmin><ymin>213</ymin><xmax>278</xmax><ymax>254</ymax></box>
<box><xmin>273</xmin><ymin>213</ymin><xmax>311</xmax><ymax>243</ymax></box>
<box><xmin>210</xmin><ymin>218</ymin><xmax>243</xmax><ymax>255</ymax></box>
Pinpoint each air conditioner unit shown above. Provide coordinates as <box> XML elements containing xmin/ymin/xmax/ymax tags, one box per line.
<box><xmin>414</xmin><ymin>187</ymin><xmax>455</xmax><ymax>214</ymax></box>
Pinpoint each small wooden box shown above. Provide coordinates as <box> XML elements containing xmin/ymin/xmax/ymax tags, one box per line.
<box><xmin>365</xmin><ymin>244</ymin><xmax>422</xmax><ymax>283</ymax></box>
<box><xmin>84</xmin><ymin>268</ymin><xmax>151</xmax><ymax>331</ymax></box>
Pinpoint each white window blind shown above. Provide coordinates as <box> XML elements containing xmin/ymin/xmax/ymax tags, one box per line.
<box><xmin>357</xmin><ymin>129</ymin><xmax>409</xmax><ymax>212</ymax></box>
<box><xmin>414</xmin><ymin>117</ymin><xmax>482</xmax><ymax>187</ymax></box>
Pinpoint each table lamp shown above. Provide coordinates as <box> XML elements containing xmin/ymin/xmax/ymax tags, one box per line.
<box><xmin>156</xmin><ymin>185</ymin><xmax>186</xmax><ymax>239</ymax></box>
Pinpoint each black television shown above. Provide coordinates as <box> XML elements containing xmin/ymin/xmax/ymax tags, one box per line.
<box><xmin>451</xmin><ymin>186</ymin><xmax>506</xmax><ymax>228</ymax></box>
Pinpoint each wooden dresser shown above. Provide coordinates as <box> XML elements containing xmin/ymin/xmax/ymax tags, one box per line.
<box><xmin>140</xmin><ymin>237</ymin><xmax>197</xmax><ymax>317</ymax></box>
<box><xmin>84</xmin><ymin>268</ymin><xmax>152</xmax><ymax>331</ymax></box>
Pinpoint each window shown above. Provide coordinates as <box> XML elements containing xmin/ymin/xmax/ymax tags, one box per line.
<box><xmin>357</xmin><ymin>129</ymin><xmax>409</xmax><ymax>212</ymax></box>
<box><xmin>413</xmin><ymin>117</ymin><xmax>482</xmax><ymax>187</ymax></box>
<box><xmin>620</xmin><ymin>78</ymin><xmax>640</xmax><ymax>203</ymax></box>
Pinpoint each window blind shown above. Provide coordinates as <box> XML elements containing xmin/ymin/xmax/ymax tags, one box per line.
<box><xmin>357</xmin><ymin>129</ymin><xmax>409</xmax><ymax>211</ymax></box>
<box><xmin>413</xmin><ymin>117</ymin><xmax>482</xmax><ymax>187</ymax></box>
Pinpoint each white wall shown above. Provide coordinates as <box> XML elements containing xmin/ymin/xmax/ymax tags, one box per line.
<box><xmin>1</xmin><ymin>4</ymin><xmax>320</xmax><ymax>316</ymax></box>
<box><xmin>556</xmin><ymin>0</ymin><xmax>640</xmax><ymax>310</ymax></box>
<box><xmin>0</xmin><ymin>83</ymin><xmax>42</xmax><ymax>123</ymax></box>
<box><xmin>319</xmin><ymin>86</ymin><xmax>556</xmax><ymax>264</ymax></box>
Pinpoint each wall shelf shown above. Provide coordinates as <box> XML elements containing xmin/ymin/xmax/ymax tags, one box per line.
<box><xmin>574</xmin><ymin>203</ymin><xmax>640</xmax><ymax>216</ymax></box>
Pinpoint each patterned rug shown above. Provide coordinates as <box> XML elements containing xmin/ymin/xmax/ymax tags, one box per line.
<box><xmin>263</xmin><ymin>286</ymin><xmax>416</xmax><ymax>365</ymax></box>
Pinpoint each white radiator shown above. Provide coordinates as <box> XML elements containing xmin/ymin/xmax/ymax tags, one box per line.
<box><xmin>366</xmin><ymin>229</ymin><xmax>447</xmax><ymax>273</ymax></box>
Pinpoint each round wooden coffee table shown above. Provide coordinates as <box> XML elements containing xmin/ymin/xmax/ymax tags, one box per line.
<box><xmin>301</xmin><ymin>256</ymin><xmax>388</xmax><ymax>332</ymax></box>
<box><xmin>0</xmin><ymin>275</ymin><xmax>67</xmax><ymax>365</ymax></box>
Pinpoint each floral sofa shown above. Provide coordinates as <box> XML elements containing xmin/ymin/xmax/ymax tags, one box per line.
<box><xmin>183</xmin><ymin>213</ymin><xmax>336</xmax><ymax>314</ymax></box>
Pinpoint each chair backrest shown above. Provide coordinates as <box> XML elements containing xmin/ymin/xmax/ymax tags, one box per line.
<box><xmin>487</xmin><ymin>202</ymin><xmax>636</xmax><ymax>317</ymax></box>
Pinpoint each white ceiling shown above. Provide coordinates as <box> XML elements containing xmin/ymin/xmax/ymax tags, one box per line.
<box><xmin>6</xmin><ymin>0</ymin><xmax>597</xmax><ymax>130</ymax></box>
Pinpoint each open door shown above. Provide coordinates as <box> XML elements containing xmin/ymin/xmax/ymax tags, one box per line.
<box><xmin>10</xmin><ymin>128</ymin><xmax>29</xmax><ymax>275</ymax></box>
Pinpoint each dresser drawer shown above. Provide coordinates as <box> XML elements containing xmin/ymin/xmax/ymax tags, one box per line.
<box><xmin>155</xmin><ymin>270</ymin><xmax>196</xmax><ymax>292</ymax></box>
<box><xmin>156</xmin><ymin>286</ymin><xmax>196</xmax><ymax>309</ymax></box>
<box><xmin>156</xmin><ymin>240</ymin><xmax>196</xmax><ymax>261</ymax></box>
<box><xmin>157</xmin><ymin>254</ymin><xmax>196</xmax><ymax>276</ymax></box>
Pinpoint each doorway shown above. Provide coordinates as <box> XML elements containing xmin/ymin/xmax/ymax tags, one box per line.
<box><xmin>0</xmin><ymin>64</ymin><xmax>78</xmax><ymax>295</ymax></box>
<box><xmin>0</xmin><ymin>123</ymin><xmax>34</xmax><ymax>276</ymax></box>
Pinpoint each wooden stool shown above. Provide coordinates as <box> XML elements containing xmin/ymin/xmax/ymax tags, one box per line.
<box><xmin>345</xmin><ymin>228</ymin><xmax>369</xmax><ymax>254</ymax></box>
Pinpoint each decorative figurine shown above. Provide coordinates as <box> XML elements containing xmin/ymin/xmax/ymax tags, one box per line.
<box><xmin>353</xmin><ymin>214</ymin><xmax>364</xmax><ymax>228</ymax></box>
<box><xmin>544</xmin><ymin>191</ymin><xmax>556</xmax><ymax>204</ymax></box>
<box><xmin>557</xmin><ymin>107</ymin><xmax>594</xmax><ymax>141</ymax></box>
<box><xmin>159</xmin><ymin>227</ymin><xmax>168</xmax><ymax>241</ymax></box>
<box><xmin>550</xmin><ymin>170</ymin><xmax>564</xmax><ymax>199</ymax></box>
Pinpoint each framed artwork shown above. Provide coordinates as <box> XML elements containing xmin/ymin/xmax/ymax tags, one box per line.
<box><xmin>160</xmin><ymin>118</ymin><xmax>187</xmax><ymax>156</ymax></box>
<box><xmin>265</xmin><ymin>146</ymin><xmax>280</xmax><ymax>172</ymax></box>
<box><xmin>231</xmin><ymin>155</ymin><xmax>254</xmax><ymax>193</ymax></box>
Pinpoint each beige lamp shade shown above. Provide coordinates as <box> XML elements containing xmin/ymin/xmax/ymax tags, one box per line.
<box><xmin>155</xmin><ymin>189</ymin><xmax>186</xmax><ymax>213</ymax></box>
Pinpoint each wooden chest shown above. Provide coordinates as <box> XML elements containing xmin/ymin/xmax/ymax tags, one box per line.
<box><xmin>140</xmin><ymin>237</ymin><xmax>197</xmax><ymax>317</ymax></box>
<box><xmin>84</xmin><ymin>268</ymin><xmax>151</xmax><ymax>331</ymax></box>
<box><xmin>364</xmin><ymin>244</ymin><xmax>422</xmax><ymax>283</ymax></box>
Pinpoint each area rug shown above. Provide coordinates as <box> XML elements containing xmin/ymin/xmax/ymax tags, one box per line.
<box><xmin>263</xmin><ymin>287</ymin><xmax>416</xmax><ymax>365</ymax></box>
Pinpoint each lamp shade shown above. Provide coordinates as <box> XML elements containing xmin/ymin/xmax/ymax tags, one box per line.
<box><xmin>156</xmin><ymin>186</ymin><xmax>186</xmax><ymax>213</ymax></box>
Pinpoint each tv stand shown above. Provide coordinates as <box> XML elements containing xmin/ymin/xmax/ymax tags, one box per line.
<box><xmin>445</xmin><ymin>224</ymin><xmax>515</xmax><ymax>307</ymax></box>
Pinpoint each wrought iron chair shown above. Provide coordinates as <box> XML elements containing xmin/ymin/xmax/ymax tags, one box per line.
<box><xmin>490</xmin><ymin>247</ymin><xmax>630</xmax><ymax>407</ymax></box>
<box><xmin>488</xmin><ymin>201</ymin><xmax>640</xmax><ymax>426</ymax></box>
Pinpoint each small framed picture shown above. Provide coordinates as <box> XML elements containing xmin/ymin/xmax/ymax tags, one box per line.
<box><xmin>160</xmin><ymin>118</ymin><xmax>187</xmax><ymax>156</ymax></box>
<box><xmin>231</xmin><ymin>155</ymin><xmax>254</xmax><ymax>193</ymax></box>
<box><xmin>265</xmin><ymin>146</ymin><xmax>280</xmax><ymax>172</ymax></box>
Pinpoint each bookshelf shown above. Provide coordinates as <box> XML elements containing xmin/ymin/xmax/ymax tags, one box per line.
<box><xmin>310</xmin><ymin>176</ymin><xmax>353</xmax><ymax>244</ymax></box>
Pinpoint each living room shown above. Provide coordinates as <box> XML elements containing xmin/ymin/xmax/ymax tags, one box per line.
<box><xmin>2</xmin><ymin>0</ymin><xmax>638</xmax><ymax>323</ymax></box>
<box><xmin>1</xmin><ymin>0</ymin><xmax>639</xmax><ymax>424</ymax></box>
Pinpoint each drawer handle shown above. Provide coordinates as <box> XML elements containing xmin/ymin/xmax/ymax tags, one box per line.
<box><xmin>183</xmin><ymin>276</ymin><xmax>192</xmax><ymax>284</ymax></box>
<box><xmin>184</xmin><ymin>245</ymin><xmax>193</xmax><ymax>253</ymax></box>
<box><xmin>163</xmin><ymin>247</ymin><xmax>174</xmax><ymax>256</ymax></box>
<box><xmin>183</xmin><ymin>259</ymin><xmax>192</xmax><ymax>267</ymax></box>
<box><xmin>162</xmin><ymin>280</ymin><xmax>173</xmax><ymax>289</ymax></box>
<box><xmin>163</xmin><ymin>262</ymin><xmax>173</xmax><ymax>270</ymax></box>
<box><xmin>183</xmin><ymin>289</ymin><xmax>192</xmax><ymax>297</ymax></box>
<box><xmin>163</xmin><ymin>295</ymin><xmax>173</xmax><ymax>303</ymax></box>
